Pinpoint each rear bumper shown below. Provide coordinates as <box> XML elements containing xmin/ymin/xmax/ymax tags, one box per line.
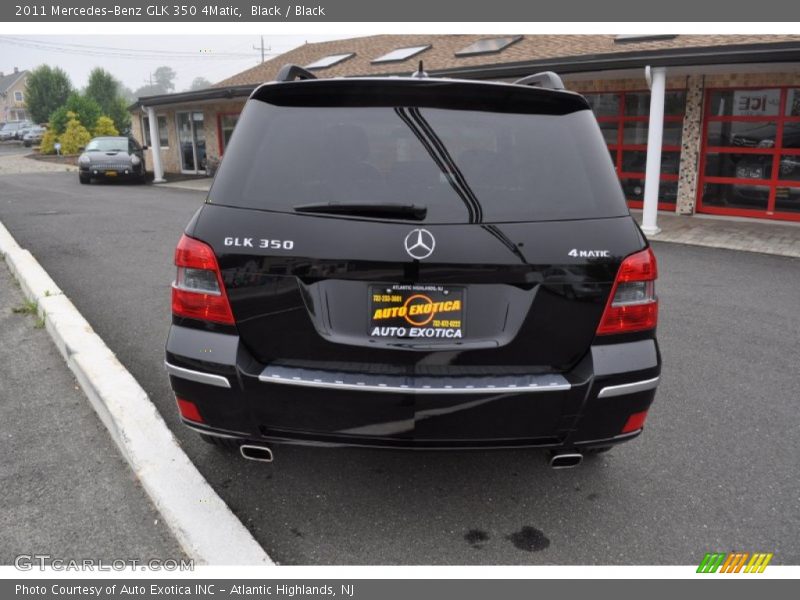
<box><xmin>165</xmin><ymin>324</ymin><xmax>661</xmax><ymax>450</ymax></box>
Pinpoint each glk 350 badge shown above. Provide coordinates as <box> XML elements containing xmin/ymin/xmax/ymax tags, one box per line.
<box><xmin>224</xmin><ymin>237</ymin><xmax>294</xmax><ymax>250</ymax></box>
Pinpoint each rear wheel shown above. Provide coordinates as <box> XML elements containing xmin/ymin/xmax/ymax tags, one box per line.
<box><xmin>79</xmin><ymin>174</ymin><xmax>90</xmax><ymax>184</ymax></box>
<box><xmin>199</xmin><ymin>433</ymin><xmax>241</xmax><ymax>450</ymax></box>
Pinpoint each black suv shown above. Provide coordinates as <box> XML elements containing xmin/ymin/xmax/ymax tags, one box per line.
<box><xmin>165</xmin><ymin>66</ymin><xmax>661</xmax><ymax>467</ymax></box>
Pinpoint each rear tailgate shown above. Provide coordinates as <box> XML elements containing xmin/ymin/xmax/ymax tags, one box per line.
<box><xmin>191</xmin><ymin>205</ymin><xmax>644</xmax><ymax>372</ymax></box>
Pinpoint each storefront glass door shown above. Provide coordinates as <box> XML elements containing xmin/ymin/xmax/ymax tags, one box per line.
<box><xmin>176</xmin><ymin>111</ymin><xmax>207</xmax><ymax>174</ymax></box>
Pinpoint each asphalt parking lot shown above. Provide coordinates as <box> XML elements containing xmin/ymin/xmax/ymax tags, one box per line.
<box><xmin>1</xmin><ymin>170</ymin><xmax>798</xmax><ymax>565</ymax></box>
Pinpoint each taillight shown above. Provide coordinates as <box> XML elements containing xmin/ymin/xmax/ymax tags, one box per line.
<box><xmin>171</xmin><ymin>234</ymin><xmax>234</xmax><ymax>325</ymax></box>
<box><xmin>596</xmin><ymin>247</ymin><xmax>658</xmax><ymax>335</ymax></box>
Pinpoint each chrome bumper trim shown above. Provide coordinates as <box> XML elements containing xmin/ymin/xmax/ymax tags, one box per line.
<box><xmin>182</xmin><ymin>422</ymin><xmax>247</xmax><ymax>439</ymax></box>
<box><xmin>258</xmin><ymin>365</ymin><xmax>571</xmax><ymax>394</ymax></box>
<box><xmin>597</xmin><ymin>376</ymin><xmax>660</xmax><ymax>399</ymax></box>
<box><xmin>164</xmin><ymin>361</ymin><xmax>231</xmax><ymax>389</ymax></box>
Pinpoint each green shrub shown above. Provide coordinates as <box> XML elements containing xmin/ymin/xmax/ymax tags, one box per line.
<box><xmin>48</xmin><ymin>93</ymin><xmax>101</xmax><ymax>135</ymax></box>
<box><xmin>39</xmin><ymin>128</ymin><xmax>58</xmax><ymax>154</ymax></box>
<box><xmin>59</xmin><ymin>117</ymin><xmax>92</xmax><ymax>155</ymax></box>
<box><xmin>93</xmin><ymin>115</ymin><xmax>118</xmax><ymax>137</ymax></box>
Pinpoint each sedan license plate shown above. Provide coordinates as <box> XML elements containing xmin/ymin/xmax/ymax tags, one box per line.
<box><xmin>369</xmin><ymin>284</ymin><xmax>464</xmax><ymax>340</ymax></box>
<box><xmin>105</xmin><ymin>170</ymin><xmax>118</xmax><ymax>177</ymax></box>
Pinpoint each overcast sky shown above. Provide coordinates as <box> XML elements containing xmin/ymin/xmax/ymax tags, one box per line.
<box><xmin>0</xmin><ymin>35</ymin><xmax>355</xmax><ymax>93</ymax></box>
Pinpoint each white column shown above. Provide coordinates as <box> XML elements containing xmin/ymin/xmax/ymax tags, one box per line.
<box><xmin>146</xmin><ymin>106</ymin><xmax>165</xmax><ymax>183</ymax></box>
<box><xmin>641</xmin><ymin>66</ymin><xmax>666</xmax><ymax>236</ymax></box>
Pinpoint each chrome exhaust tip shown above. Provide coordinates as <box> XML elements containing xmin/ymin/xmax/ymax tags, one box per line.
<box><xmin>549</xmin><ymin>452</ymin><xmax>583</xmax><ymax>469</ymax></box>
<box><xmin>240</xmin><ymin>444</ymin><xmax>274</xmax><ymax>463</ymax></box>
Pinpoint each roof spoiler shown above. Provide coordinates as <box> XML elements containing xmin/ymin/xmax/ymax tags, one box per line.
<box><xmin>514</xmin><ymin>71</ymin><xmax>565</xmax><ymax>90</ymax></box>
<box><xmin>275</xmin><ymin>64</ymin><xmax>317</xmax><ymax>82</ymax></box>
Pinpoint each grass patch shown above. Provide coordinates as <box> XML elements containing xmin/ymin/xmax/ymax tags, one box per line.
<box><xmin>12</xmin><ymin>299</ymin><xmax>38</xmax><ymax>316</ymax></box>
<box><xmin>11</xmin><ymin>299</ymin><xmax>44</xmax><ymax>328</ymax></box>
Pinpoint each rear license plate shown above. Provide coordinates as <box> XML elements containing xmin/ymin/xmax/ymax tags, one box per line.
<box><xmin>105</xmin><ymin>170</ymin><xmax>118</xmax><ymax>177</ymax></box>
<box><xmin>369</xmin><ymin>284</ymin><xmax>464</xmax><ymax>340</ymax></box>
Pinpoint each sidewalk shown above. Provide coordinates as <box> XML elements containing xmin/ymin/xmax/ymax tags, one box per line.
<box><xmin>632</xmin><ymin>210</ymin><xmax>800</xmax><ymax>259</ymax></box>
<box><xmin>158</xmin><ymin>176</ymin><xmax>213</xmax><ymax>192</ymax></box>
<box><xmin>0</xmin><ymin>152</ymin><xmax>77</xmax><ymax>176</ymax></box>
<box><xmin>0</xmin><ymin>261</ymin><xmax>184</xmax><ymax>565</ymax></box>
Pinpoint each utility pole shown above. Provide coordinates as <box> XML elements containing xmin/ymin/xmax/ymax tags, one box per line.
<box><xmin>252</xmin><ymin>36</ymin><xmax>270</xmax><ymax>63</ymax></box>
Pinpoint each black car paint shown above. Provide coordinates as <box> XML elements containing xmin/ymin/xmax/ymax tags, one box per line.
<box><xmin>78</xmin><ymin>137</ymin><xmax>146</xmax><ymax>183</ymax></box>
<box><xmin>165</xmin><ymin>76</ymin><xmax>661</xmax><ymax>452</ymax></box>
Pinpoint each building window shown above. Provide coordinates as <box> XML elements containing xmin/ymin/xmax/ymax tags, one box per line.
<box><xmin>372</xmin><ymin>45</ymin><xmax>431</xmax><ymax>64</ymax></box>
<box><xmin>217</xmin><ymin>113</ymin><xmax>239</xmax><ymax>154</ymax></box>
<box><xmin>14</xmin><ymin>90</ymin><xmax>23</xmax><ymax>102</ymax></box>
<box><xmin>698</xmin><ymin>87</ymin><xmax>800</xmax><ymax>220</ymax></box>
<box><xmin>455</xmin><ymin>36</ymin><xmax>523</xmax><ymax>57</ymax></box>
<box><xmin>585</xmin><ymin>90</ymin><xmax>686</xmax><ymax>210</ymax></box>
<box><xmin>305</xmin><ymin>53</ymin><xmax>355</xmax><ymax>70</ymax></box>
<box><xmin>142</xmin><ymin>115</ymin><xmax>169</xmax><ymax>148</ymax></box>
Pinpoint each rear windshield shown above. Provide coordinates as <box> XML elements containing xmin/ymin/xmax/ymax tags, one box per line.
<box><xmin>210</xmin><ymin>87</ymin><xmax>628</xmax><ymax>223</ymax></box>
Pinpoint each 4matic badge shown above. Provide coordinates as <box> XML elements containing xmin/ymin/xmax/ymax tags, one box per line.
<box><xmin>568</xmin><ymin>248</ymin><xmax>610</xmax><ymax>258</ymax></box>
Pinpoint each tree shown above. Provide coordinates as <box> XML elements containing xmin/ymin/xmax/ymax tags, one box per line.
<box><xmin>85</xmin><ymin>68</ymin><xmax>118</xmax><ymax>113</ymax></box>
<box><xmin>59</xmin><ymin>114</ymin><xmax>92</xmax><ymax>154</ymax></box>
<box><xmin>133</xmin><ymin>65</ymin><xmax>177</xmax><ymax>98</ymax></box>
<box><xmin>108</xmin><ymin>97</ymin><xmax>131</xmax><ymax>135</ymax></box>
<box><xmin>153</xmin><ymin>66</ymin><xmax>177</xmax><ymax>93</ymax></box>
<box><xmin>117</xmin><ymin>84</ymin><xmax>136</xmax><ymax>104</ymax></box>
<box><xmin>84</xmin><ymin>68</ymin><xmax>130</xmax><ymax>134</ymax></box>
<box><xmin>93</xmin><ymin>115</ymin><xmax>118</xmax><ymax>137</ymax></box>
<box><xmin>188</xmin><ymin>77</ymin><xmax>212</xmax><ymax>91</ymax></box>
<box><xmin>24</xmin><ymin>65</ymin><xmax>72</xmax><ymax>124</ymax></box>
<box><xmin>49</xmin><ymin>93</ymin><xmax>102</xmax><ymax>135</ymax></box>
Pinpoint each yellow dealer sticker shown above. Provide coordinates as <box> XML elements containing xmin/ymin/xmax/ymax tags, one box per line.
<box><xmin>369</xmin><ymin>284</ymin><xmax>464</xmax><ymax>339</ymax></box>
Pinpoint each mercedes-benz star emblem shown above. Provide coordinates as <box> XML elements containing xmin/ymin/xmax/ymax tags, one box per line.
<box><xmin>404</xmin><ymin>228</ymin><xmax>436</xmax><ymax>260</ymax></box>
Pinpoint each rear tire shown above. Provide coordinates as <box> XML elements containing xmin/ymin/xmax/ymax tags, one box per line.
<box><xmin>79</xmin><ymin>175</ymin><xmax>90</xmax><ymax>185</ymax></box>
<box><xmin>199</xmin><ymin>433</ymin><xmax>241</xmax><ymax>450</ymax></box>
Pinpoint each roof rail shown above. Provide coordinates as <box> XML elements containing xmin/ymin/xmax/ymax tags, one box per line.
<box><xmin>275</xmin><ymin>64</ymin><xmax>317</xmax><ymax>82</ymax></box>
<box><xmin>514</xmin><ymin>71</ymin><xmax>565</xmax><ymax>90</ymax></box>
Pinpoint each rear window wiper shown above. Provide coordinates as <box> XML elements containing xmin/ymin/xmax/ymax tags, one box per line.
<box><xmin>293</xmin><ymin>202</ymin><xmax>427</xmax><ymax>221</ymax></box>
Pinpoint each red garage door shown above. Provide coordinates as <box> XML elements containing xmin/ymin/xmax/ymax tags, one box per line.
<box><xmin>585</xmin><ymin>90</ymin><xmax>686</xmax><ymax>210</ymax></box>
<box><xmin>698</xmin><ymin>87</ymin><xmax>800</xmax><ymax>221</ymax></box>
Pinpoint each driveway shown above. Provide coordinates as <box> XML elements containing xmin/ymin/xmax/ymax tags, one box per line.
<box><xmin>0</xmin><ymin>170</ymin><xmax>798</xmax><ymax>565</ymax></box>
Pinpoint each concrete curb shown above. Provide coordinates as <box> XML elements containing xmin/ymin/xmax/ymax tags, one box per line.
<box><xmin>0</xmin><ymin>219</ymin><xmax>272</xmax><ymax>566</ymax></box>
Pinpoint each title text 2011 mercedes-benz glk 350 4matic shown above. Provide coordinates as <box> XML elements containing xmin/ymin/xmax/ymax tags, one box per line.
<box><xmin>165</xmin><ymin>66</ymin><xmax>661</xmax><ymax>466</ymax></box>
